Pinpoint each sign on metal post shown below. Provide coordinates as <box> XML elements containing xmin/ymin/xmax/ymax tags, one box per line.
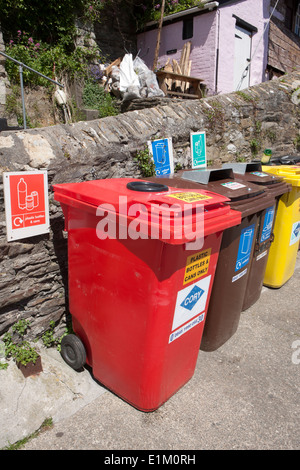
<box><xmin>148</xmin><ymin>138</ymin><xmax>174</xmax><ymax>176</ymax></box>
<box><xmin>190</xmin><ymin>131</ymin><xmax>206</xmax><ymax>168</ymax></box>
<box><xmin>3</xmin><ymin>171</ymin><xmax>50</xmax><ymax>242</ymax></box>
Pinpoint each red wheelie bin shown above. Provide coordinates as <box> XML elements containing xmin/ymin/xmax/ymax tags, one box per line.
<box><xmin>53</xmin><ymin>178</ymin><xmax>240</xmax><ymax>411</ymax></box>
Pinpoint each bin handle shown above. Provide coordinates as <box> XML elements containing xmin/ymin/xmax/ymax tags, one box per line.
<box><xmin>255</xmin><ymin>233</ymin><xmax>275</xmax><ymax>254</ymax></box>
<box><xmin>127</xmin><ymin>181</ymin><xmax>169</xmax><ymax>192</ymax></box>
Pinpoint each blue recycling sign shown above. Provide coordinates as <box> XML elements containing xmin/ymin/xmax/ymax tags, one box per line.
<box><xmin>290</xmin><ymin>220</ymin><xmax>300</xmax><ymax>246</ymax></box>
<box><xmin>148</xmin><ymin>138</ymin><xmax>174</xmax><ymax>176</ymax></box>
<box><xmin>235</xmin><ymin>224</ymin><xmax>255</xmax><ymax>272</ymax></box>
<box><xmin>294</xmin><ymin>222</ymin><xmax>300</xmax><ymax>237</ymax></box>
<box><xmin>180</xmin><ymin>285</ymin><xmax>205</xmax><ymax>311</ymax></box>
<box><xmin>260</xmin><ymin>206</ymin><xmax>275</xmax><ymax>243</ymax></box>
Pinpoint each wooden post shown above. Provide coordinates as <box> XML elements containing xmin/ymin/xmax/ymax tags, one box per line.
<box><xmin>153</xmin><ymin>0</ymin><xmax>166</xmax><ymax>71</ymax></box>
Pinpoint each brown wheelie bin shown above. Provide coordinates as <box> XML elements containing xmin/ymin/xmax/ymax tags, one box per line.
<box><xmin>148</xmin><ymin>168</ymin><xmax>275</xmax><ymax>351</ymax></box>
<box><xmin>223</xmin><ymin>163</ymin><xmax>291</xmax><ymax>309</ymax></box>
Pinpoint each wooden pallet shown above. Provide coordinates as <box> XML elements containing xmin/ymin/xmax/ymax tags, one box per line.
<box><xmin>156</xmin><ymin>70</ymin><xmax>204</xmax><ymax>98</ymax></box>
<box><xmin>157</xmin><ymin>41</ymin><xmax>205</xmax><ymax>98</ymax></box>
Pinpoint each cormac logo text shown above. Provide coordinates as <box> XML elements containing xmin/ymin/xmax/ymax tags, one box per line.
<box><xmin>95</xmin><ymin>196</ymin><xmax>205</xmax><ymax>250</ymax></box>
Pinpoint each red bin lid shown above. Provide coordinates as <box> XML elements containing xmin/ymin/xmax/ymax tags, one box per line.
<box><xmin>52</xmin><ymin>178</ymin><xmax>241</xmax><ymax>244</ymax></box>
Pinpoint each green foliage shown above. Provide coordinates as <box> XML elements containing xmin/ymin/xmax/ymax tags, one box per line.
<box><xmin>0</xmin><ymin>0</ymin><xmax>141</xmax><ymax>44</ymax></box>
<box><xmin>250</xmin><ymin>138</ymin><xmax>261</xmax><ymax>156</ymax></box>
<box><xmin>135</xmin><ymin>145</ymin><xmax>156</xmax><ymax>177</ymax></box>
<box><xmin>41</xmin><ymin>321</ymin><xmax>57</xmax><ymax>348</ymax></box>
<box><xmin>41</xmin><ymin>320</ymin><xmax>68</xmax><ymax>350</ymax></box>
<box><xmin>42</xmin><ymin>320</ymin><xmax>74</xmax><ymax>352</ymax></box>
<box><xmin>82</xmin><ymin>80</ymin><xmax>119</xmax><ymax>118</ymax></box>
<box><xmin>2</xmin><ymin>319</ymin><xmax>39</xmax><ymax>366</ymax></box>
<box><xmin>236</xmin><ymin>91</ymin><xmax>253</xmax><ymax>102</ymax></box>
<box><xmin>174</xmin><ymin>163</ymin><xmax>183</xmax><ymax>172</ymax></box>
<box><xmin>12</xmin><ymin>318</ymin><xmax>30</xmax><ymax>337</ymax></box>
<box><xmin>6</xmin><ymin>32</ymin><xmax>101</xmax><ymax>87</ymax></box>
<box><xmin>135</xmin><ymin>1</ymin><xmax>205</xmax><ymax>24</ymax></box>
<box><xmin>0</xmin><ymin>0</ymin><xmax>86</xmax><ymax>46</ymax></box>
<box><xmin>5</xmin><ymin>85</ymin><xmax>38</xmax><ymax>127</ymax></box>
<box><xmin>203</xmin><ymin>100</ymin><xmax>225</xmax><ymax>129</ymax></box>
<box><xmin>3</xmin><ymin>332</ymin><xmax>39</xmax><ymax>366</ymax></box>
<box><xmin>12</xmin><ymin>341</ymin><xmax>39</xmax><ymax>366</ymax></box>
<box><xmin>293</xmin><ymin>134</ymin><xmax>300</xmax><ymax>150</ymax></box>
<box><xmin>2</xmin><ymin>418</ymin><xmax>53</xmax><ymax>450</ymax></box>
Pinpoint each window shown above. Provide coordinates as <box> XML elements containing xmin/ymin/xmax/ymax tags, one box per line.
<box><xmin>182</xmin><ymin>18</ymin><xmax>193</xmax><ymax>40</ymax></box>
<box><xmin>285</xmin><ymin>1</ymin><xmax>294</xmax><ymax>29</ymax></box>
<box><xmin>285</xmin><ymin>0</ymin><xmax>300</xmax><ymax>36</ymax></box>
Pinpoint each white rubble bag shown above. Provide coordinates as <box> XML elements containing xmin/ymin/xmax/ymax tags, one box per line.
<box><xmin>119</xmin><ymin>54</ymin><xmax>140</xmax><ymax>100</ymax></box>
<box><xmin>133</xmin><ymin>56</ymin><xmax>164</xmax><ymax>98</ymax></box>
<box><xmin>117</xmin><ymin>54</ymin><xmax>164</xmax><ymax>101</ymax></box>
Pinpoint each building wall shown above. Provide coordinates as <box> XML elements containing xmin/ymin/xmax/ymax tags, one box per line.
<box><xmin>137</xmin><ymin>0</ymin><xmax>271</xmax><ymax>95</ymax></box>
<box><xmin>268</xmin><ymin>0</ymin><xmax>300</xmax><ymax>75</ymax></box>
<box><xmin>137</xmin><ymin>11</ymin><xmax>218</xmax><ymax>95</ymax></box>
<box><xmin>217</xmin><ymin>0</ymin><xmax>271</xmax><ymax>94</ymax></box>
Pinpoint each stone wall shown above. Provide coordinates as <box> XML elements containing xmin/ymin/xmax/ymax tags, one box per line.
<box><xmin>93</xmin><ymin>7</ymin><xmax>137</xmax><ymax>61</ymax></box>
<box><xmin>0</xmin><ymin>71</ymin><xmax>300</xmax><ymax>340</ymax></box>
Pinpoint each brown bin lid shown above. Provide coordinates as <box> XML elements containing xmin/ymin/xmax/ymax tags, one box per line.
<box><xmin>222</xmin><ymin>163</ymin><xmax>291</xmax><ymax>198</ymax></box>
<box><xmin>147</xmin><ymin>168</ymin><xmax>274</xmax><ymax>218</ymax></box>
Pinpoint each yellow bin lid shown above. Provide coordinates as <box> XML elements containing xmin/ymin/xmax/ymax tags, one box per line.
<box><xmin>262</xmin><ymin>165</ymin><xmax>300</xmax><ymax>186</ymax></box>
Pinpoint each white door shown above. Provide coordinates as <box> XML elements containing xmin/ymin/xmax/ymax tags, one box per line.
<box><xmin>234</xmin><ymin>25</ymin><xmax>252</xmax><ymax>91</ymax></box>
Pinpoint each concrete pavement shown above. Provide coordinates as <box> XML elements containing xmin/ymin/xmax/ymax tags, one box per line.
<box><xmin>1</xmin><ymin>253</ymin><xmax>299</xmax><ymax>450</ymax></box>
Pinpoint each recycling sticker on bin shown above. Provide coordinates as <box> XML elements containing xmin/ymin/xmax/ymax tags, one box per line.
<box><xmin>3</xmin><ymin>171</ymin><xmax>50</xmax><ymax>242</ymax></box>
<box><xmin>235</xmin><ymin>224</ymin><xmax>255</xmax><ymax>272</ymax></box>
<box><xmin>169</xmin><ymin>275</ymin><xmax>211</xmax><ymax>343</ymax></box>
<box><xmin>290</xmin><ymin>220</ymin><xmax>300</xmax><ymax>246</ymax></box>
<box><xmin>260</xmin><ymin>206</ymin><xmax>275</xmax><ymax>242</ymax></box>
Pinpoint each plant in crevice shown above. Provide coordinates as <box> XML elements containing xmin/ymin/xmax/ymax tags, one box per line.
<box><xmin>250</xmin><ymin>138</ymin><xmax>261</xmax><ymax>156</ymax></box>
<box><xmin>2</xmin><ymin>319</ymin><xmax>40</xmax><ymax>367</ymax></box>
<box><xmin>134</xmin><ymin>145</ymin><xmax>156</xmax><ymax>177</ymax></box>
<box><xmin>82</xmin><ymin>79</ymin><xmax>119</xmax><ymax>118</ymax></box>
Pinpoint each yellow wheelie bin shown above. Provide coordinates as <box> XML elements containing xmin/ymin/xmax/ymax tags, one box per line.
<box><xmin>261</xmin><ymin>165</ymin><xmax>300</xmax><ymax>288</ymax></box>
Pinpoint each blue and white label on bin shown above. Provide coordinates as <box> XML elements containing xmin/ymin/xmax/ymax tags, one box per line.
<box><xmin>169</xmin><ymin>275</ymin><xmax>211</xmax><ymax>343</ymax></box>
<box><xmin>290</xmin><ymin>220</ymin><xmax>300</xmax><ymax>246</ymax></box>
<box><xmin>260</xmin><ymin>206</ymin><xmax>275</xmax><ymax>243</ymax></box>
<box><xmin>235</xmin><ymin>224</ymin><xmax>255</xmax><ymax>272</ymax></box>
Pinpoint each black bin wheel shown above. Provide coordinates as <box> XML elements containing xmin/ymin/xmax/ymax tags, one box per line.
<box><xmin>61</xmin><ymin>334</ymin><xmax>86</xmax><ymax>370</ymax></box>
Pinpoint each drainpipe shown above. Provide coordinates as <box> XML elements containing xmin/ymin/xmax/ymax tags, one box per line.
<box><xmin>215</xmin><ymin>7</ymin><xmax>220</xmax><ymax>94</ymax></box>
<box><xmin>207</xmin><ymin>1</ymin><xmax>219</xmax><ymax>10</ymax></box>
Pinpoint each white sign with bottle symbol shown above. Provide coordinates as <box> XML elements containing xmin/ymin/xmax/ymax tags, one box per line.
<box><xmin>3</xmin><ymin>171</ymin><xmax>50</xmax><ymax>241</ymax></box>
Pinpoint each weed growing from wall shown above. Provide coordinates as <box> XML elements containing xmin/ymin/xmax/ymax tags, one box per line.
<box><xmin>135</xmin><ymin>145</ymin><xmax>156</xmax><ymax>177</ymax></box>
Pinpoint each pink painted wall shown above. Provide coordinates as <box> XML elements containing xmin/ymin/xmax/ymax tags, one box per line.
<box><xmin>217</xmin><ymin>0</ymin><xmax>271</xmax><ymax>94</ymax></box>
<box><xmin>137</xmin><ymin>11</ymin><xmax>218</xmax><ymax>95</ymax></box>
<box><xmin>137</xmin><ymin>0</ymin><xmax>271</xmax><ymax>95</ymax></box>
